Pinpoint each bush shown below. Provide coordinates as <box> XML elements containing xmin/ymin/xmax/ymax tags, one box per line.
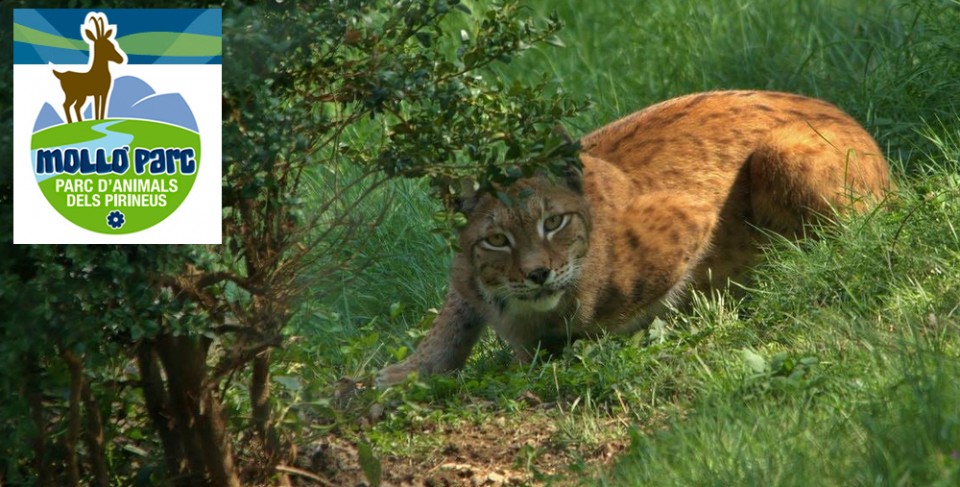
<box><xmin>0</xmin><ymin>1</ymin><xmax>582</xmax><ymax>485</ymax></box>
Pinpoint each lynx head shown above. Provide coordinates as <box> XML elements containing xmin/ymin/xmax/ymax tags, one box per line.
<box><xmin>458</xmin><ymin>174</ymin><xmax>591</xmax><ymax>314</ymax></box>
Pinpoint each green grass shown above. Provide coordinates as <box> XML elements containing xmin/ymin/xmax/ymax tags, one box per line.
<box><xmin>288</xmin><ymin>0</ymin><xmax>960</xmax><ymax>484</ymax></box>
<box><xmin>599</xmin><ymin>172</ymin><xmax>960</xmax><ymax>485</ymax></box>
<box><xmin>31</xmin><ymin>119</ymin><xmax>200</xmax><ymax>233</ymax></box>
<box><xmin>117</xmin><ymin>32</ymin><xmax>221</xmax><ymax>57</ymax></box>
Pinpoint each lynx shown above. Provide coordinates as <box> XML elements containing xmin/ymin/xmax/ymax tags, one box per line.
<box><xmin>378</xmin><ymin>90</ymin><xmax>893</xmax><ymax>385</ymax></box>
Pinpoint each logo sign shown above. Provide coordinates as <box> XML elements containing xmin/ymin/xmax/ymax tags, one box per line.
<box><xmin>13</xmin><ymin>9</ymin><xmax>221</xmax><ymax>243</ymax></box>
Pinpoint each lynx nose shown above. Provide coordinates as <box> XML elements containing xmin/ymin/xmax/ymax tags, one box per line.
<box><xmin>526</xmin><ymin>267</ymin><xmax>552</xmax><ymax>286</ymax></box>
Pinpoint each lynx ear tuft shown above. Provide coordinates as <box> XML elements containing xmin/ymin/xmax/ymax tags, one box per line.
<box><xmin>550</xmin><ymin>124</ymin><xmax>583</xmax><ymax>193</ymax></box>
<box><xmin>446</xmin><ymin>178</ymin><xmax>479</xmax><ymax>215</ymax></box>
<box><xmin>564</xmin><ymin>161</ymin><xmax>584</xmax><ymax>194</ymax></box>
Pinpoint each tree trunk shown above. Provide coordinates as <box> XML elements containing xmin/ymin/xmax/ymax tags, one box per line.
<box><xmin>198</xmin><ymin>387</ymin><xmax>242</xmax><ymax>487</ymax></box>
<box><xmin>80</xmin><ymin>375</ymin><xmax>110</xmax><ymax>487</ymax></box>
<box><xmin>251</xmin><ymin>350</ymin><xmax>281</xmax><ymax>455</ymax></box>
<box><xmin>155</xmin><ymin>333</ymin><xmax>241</xmax><ymax>487</ymax></box>
<box><xmin>61</xmin><ymin>350</ymin><xmax>83</xmax><ymax>487</ymax></box>
<box><xmin>138</xmin><ymin>342</ymin><xmax>190</xmax><ymax>485</ymax></box>
<box><xmin>25</xmin><ymin>356</ymin><xmax>51</xmax><ymax>487</ymax></box>
<box><xmin>250</xmin><ymin>350</ymin><xmax>270</xmax><ymax>443</ymax></box>
<box><xmin>251</xmin><ymin>350</ymin><xmax>291</xmax><ymax>486</ymax></box>
<box><xmin>155</xmin><ymin>334</ymin><xmax>212</xmax><ymax>485</ymax></box>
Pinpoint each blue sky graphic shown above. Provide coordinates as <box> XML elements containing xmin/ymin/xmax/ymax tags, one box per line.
<box><xmin>14</xmin><ymin>9</ymin><xmax>221</xmax><ymax>65</ymax></box>
<box><xmin>34</xmin><ymin>76</ymin><xmax>198</xmax><ymax>133</ymax></box>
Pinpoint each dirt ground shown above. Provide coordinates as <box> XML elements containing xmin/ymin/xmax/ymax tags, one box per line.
<box><xmin>289</xmin><ymin>409</ymin><xmax>628</xmax><ymax>486</ymax></box>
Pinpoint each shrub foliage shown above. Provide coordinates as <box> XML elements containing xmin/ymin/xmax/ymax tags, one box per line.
<box><xmin>0</xmin><ymin>1</ymin><xmax>582</xmax><ymax>485</ymax></box>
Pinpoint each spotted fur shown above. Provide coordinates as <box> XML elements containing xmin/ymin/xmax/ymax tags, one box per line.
<box><xmin>378</xmin><ymin>90</ymin><xmax>894</xmax><ymax>385</ymax></box>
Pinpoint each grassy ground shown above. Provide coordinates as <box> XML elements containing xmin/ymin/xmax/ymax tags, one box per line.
<box><xmin>287</xmin><ymin>0</ymin><xmax>960</xmax><ymax>485</ymax></box>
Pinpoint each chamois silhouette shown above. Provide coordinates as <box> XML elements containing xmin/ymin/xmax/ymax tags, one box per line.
<box><xmin>53</xmin><ymin>13</ymin><xmax>126</xmax><ymax>123</ymax></box>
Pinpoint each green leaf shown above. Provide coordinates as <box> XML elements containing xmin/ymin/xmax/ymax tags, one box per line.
<box><xmin>389</xmin><ymin>302</ymin><xmax>404</xmax><ymax>320</ymax></box>
<box><xmin>358</xmin><ymin>441</ymin><xmax>382</xmax><ymax>487</ymax></box>
<box><xmin>415</xmin><ymin>32</ymin><xmax>432</xmax><ymax>47</ymax></box>
<box><xmin>741</xmin><ymin>348</ymin><xmax>768</xmax><ymax>374</ymax></box>
<box><xmin>648</xmin><ymin>317</ymin><xmax>668</xmax><ymax>344</ymax></box>
<box><xmin>273</xmin><ymin>375</ymin><xmax>302</xmax><ymax>392</ymax></box>
<box><xmin>545</xmin><ymin>36</ymin><xmax>566</xmax><ymax>48</ymax></box>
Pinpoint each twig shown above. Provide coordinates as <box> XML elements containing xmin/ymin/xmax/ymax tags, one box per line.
<box><xmin>274</xmin><ymin>464</ymin><xmax>337</xmax><ymax>486</ymax></box>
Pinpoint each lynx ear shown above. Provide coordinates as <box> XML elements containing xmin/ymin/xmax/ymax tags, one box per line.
<box><xmin>438</xmin><ymin>178</ymin><xmax>480</xmax><ymax>215</ymax></box>
<box><xmin>454</xmin><ymin>178</ymin><xmax>480</xmax><ymax>215</ymax></box>
<box><xmin>563</xmin><ymin>159</ymin><xmax>584</xmax><ymax>194</ymax></box>
<box><xmin>552</xmin><ymin>124</ymin><xmax>583</xmax><ymax>193</ymax></box>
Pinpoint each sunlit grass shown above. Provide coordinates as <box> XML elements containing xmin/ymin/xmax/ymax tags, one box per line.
<box><xmin>291</xmin><ymin>0</ymin><xmax>960</xmax><ymax>484</ymax></box>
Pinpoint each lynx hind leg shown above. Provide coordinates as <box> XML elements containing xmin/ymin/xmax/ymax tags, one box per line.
<box><xmin>749</xmin><ymin>120</ymin><xmax>890</xmax><ymax>238</ymax></box>
<box><xmin>614</xmin><ymin>193</ymin><xmax>718</xmax><ymax>315</ymax></box>
<box><xmin>377</xmin><ymin>288</ymin><xmax>485</xmax><ymax>386</ymax></box>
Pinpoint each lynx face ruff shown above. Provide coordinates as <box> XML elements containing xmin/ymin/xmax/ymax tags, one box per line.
<box><xmin>378</xmin><ymin>90</ymin><xmax>893</xmax><ymax>385</ymax></box>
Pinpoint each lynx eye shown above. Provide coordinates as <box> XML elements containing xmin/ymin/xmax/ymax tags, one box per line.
<box><xmin>482</xmin><ymin>233</ymin><xmax>511</xmax><ymax>250</ymax></box>
<box><xmin>543</xmin><ymin>214</ymin><xmax>569</xmax><ymax>233</ymax></box>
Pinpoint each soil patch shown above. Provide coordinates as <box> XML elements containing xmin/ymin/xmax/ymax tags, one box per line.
<box><xmin>289</xmin><ymin>410</ymin><xmax>628</xmax><ymax>486</ymax></box>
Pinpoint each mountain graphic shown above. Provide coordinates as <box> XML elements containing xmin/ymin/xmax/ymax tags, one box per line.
<box><xmin>33</xmin><ymin>103</ymin><xmax>64</xmax><ymax>132</ymax></box>
<box><xmin>34</xmin><ymin>76</ymin><xmax>198</xmax><ymax>132</ymax></box>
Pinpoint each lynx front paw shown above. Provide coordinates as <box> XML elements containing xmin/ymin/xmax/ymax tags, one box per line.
<box><xmin>376</xmin><ymin>360</ymin><xmax>422</xmax><ymax>387</ymax></box>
